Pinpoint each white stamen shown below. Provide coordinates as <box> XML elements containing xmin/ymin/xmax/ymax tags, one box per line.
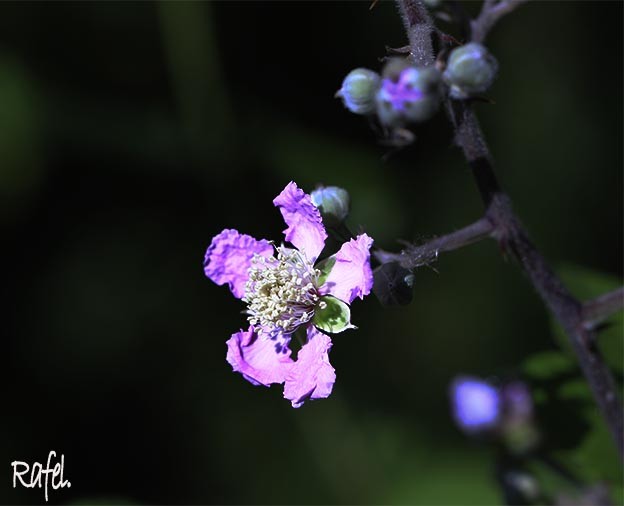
<box><xmin>243</xmin><ymin>246</ymin><xmax>321</xmax><ymax>335</ymax></box>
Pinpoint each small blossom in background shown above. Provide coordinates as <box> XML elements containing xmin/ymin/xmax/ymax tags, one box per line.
<box><xmin>204</xmin><ymin>182</ymin><xmax>373</xmax><ymax>408</ymax></box>
<box><xmin>451</xmin><ymin>376</ymin><xmax>501</xmax><ymax>434</ymax></box>
<box><xmin>450</xmin><ymin>376</ymin><xmax>539</xmax><ymax>454</ymax></box>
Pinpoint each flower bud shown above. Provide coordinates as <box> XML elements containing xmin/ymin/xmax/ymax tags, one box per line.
<box><xmin>311</xmin><ymin>186</ymin><xmax>350</xmax><ymax>226</ymax></box>
<box><xmin>336</xmin><ymin>68</ymin><xmax>381</xmax><ymax>115</ymax></box>
<box><xmin>450</xmin><ymin>377</ymin><xmax>500</xmax><ymax>434</ymax></box>
<box><xmin>376</xmin><ymin>66</ymin><xmax>441</xmax><ymax>127</ymax></box>
<box><xmin>444</xmin><ymin>42</ymin><xmax>498</xmax><ymax>99</ymax></box>
<box><xmin>500</xmin><ymin>382</ymin><xmax>539</xmax><ymax>454</ymax></box>
<box><xmin>502</xmin><ymin>381</ymin><xmax>534</xmax><ymax>422</ymax></box>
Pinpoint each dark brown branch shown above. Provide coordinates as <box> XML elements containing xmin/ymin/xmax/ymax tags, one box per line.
<box><xmin>471</xmin><ymin>0</ymin><xmax>530</xmax><ymax>43</ymax></box>
<box><xmin>394</xmin><ymin>0</ymin><xmax>623</xmax><ymax>459</ymax></box>
<box><xmin>374</xmin><ymin>217</ymin><xmax>494</xmax><ymax>269</ymax></box>
<box><xmin>583</xmin><ymin>287</ymin><xmax>624</xmax><ymax>328</ymax></box>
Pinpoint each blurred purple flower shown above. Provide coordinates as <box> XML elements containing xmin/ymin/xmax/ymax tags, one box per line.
<box><xmin>451</xmin><ymin>376</ymin><xmax>501</xmax><ymax>433</ymax></box>
<box><xmin>204</xmin><ymin>181</ymin><xmax>373</xmax><ymax>408</ymax></box>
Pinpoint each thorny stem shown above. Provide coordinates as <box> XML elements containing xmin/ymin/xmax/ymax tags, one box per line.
<box><xmin>583</xmin><ymin>287</ymin><xmax>624</xmax><ymax>328</ymax></box>
<box><xmin>374</xmin><ymin>217</ymin><xmax>494</xmax><ymax>268</ymax></box>
<box><xmin>395</xmin><ymin>0</ymin><xmax>435</xmax><ymax>66</ymax></box>
<box><xmin>392</xmin><ymin>0</ymin><xmax>624</xmax><ymax>459</ymax></box>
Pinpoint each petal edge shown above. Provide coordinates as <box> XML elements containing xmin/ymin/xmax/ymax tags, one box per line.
<box><xmin>321</xmin><ymin>233</ymin><xmax>374</xmax><ymax>304</ymax></box>
<box><xmin>273</xmin><ymin>182</ymin><xmax>327</xmax><ymax>262</ymax></box>
<box><xmin>226</xmin><ymin>327</ymin><xmax>293</xmax><ymax>387</ymax></box>
<box><xmin>204</xmin><ymin>229</ymin><xmax>274</xmax><ymax>299</ymax></box>
<box><xmin>283</xmin><ymin>327</ymin><xmax>336</xmax><ymax>408</ymax></box>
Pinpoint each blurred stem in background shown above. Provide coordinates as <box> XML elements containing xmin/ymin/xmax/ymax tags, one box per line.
<box><xmin>159</xmin><ymin>1</ymin><xmax>234</xmax><ymax>165</ymax></box>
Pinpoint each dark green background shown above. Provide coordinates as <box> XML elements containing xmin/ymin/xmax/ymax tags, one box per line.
<box><xmin>2</xmin><ymin>1</ymin><xmax>622</xmax><ymax>504</ymax></box>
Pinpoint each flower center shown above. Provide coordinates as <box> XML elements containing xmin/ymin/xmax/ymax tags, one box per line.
<box><xmin>243</xmin><ymin>246</ymin><xmax>321</xmax><ymax>335</ymax></box>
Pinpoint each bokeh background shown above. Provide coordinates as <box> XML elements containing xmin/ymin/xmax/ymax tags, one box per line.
<box><xmin>2</xmin><ymin>1</ymin><xmax>622</xmax><ymax>504</ymax></box>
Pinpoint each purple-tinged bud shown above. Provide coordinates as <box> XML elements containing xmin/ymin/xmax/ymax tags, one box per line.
<box><xmin>444</xmin><ymin>42</ymin><xmax>498</xmax><ymax>99</ymax></box>
<box><xmin>500</xmin><ymin>381</ymin><xmax>539</xmax><ymax>454</ymax></box>
<box><xmin>336</xmin><ymin>68</ymin><xmax>381</xmax><ymax>115</ymax></box>
<box><xmin>502</xmin><ymin>381</ymin><xmax>534</xmax><ymax>422</ymax></box>
<box><xmin>376</xmin><ymin>66</ymin><xmax>441</xmax><ymax>126</ymax></box>
<box><xmin>450</xmin><ymin>377</ymin><xmax>501</xmax><ymax>434</ymax></box>
<box><xmin>311</xmin><ymin>186</ymin><xmax>350</xmax><ymax>226</ymax></box>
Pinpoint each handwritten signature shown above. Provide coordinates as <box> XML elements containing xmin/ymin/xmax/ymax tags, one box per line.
<box><xmin>12</xmin><ymin>450</ymin><xmax>71</xmax><ymax>502</ymax></box>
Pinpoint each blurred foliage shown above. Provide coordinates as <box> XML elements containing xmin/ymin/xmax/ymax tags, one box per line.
<box><xmin>521</xmin><ymin>264</ymin><xmax>623</xmax><ymax>505</ymax></box>
<box><xmin>0</xmin><ymin>55</ymin><xmax>43</xmax><ymax>221</ymax></box>
<box><xmin>1</xmin><ymin>1</ymin><xmax>622</xmax><ymax>505</ymax></box>
<box><xmin>552</xmin><ymin>264</ymin><xmax>624</xmax><ymax>373</ymax></box>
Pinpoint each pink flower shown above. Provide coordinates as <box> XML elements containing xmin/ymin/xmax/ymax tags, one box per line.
<box><xmin>204</xmin><ymin>182</ymin><xmax>373</xmax><ymax>407</ymax></box>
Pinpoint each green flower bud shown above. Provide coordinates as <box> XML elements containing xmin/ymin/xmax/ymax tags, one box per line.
<box><xmin>416</xmin><ymin>66</ymin><xmax>443</xmax><ymax>92</ymax></box>
<box><xmin>444</xmin><ymin>42</ymin><xmax>498</xmax><ymax>99</ymax></box>
<box><xmin>336</xmin><ymin>68</ymin><xmax>381</xmax><ymax>115</ymax></box>
<box><xmin>311</xmin><ymin>186</ymin><xmax>350</xmax><ymax>226</ymax></box>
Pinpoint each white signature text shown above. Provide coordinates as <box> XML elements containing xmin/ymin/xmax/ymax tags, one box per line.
<box><xmin>12</xmin><ymin>450</ymin><xmax>71</xmax><ymax>502</ymax></box>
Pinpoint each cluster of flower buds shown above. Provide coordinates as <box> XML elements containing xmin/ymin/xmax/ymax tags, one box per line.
<box><xmin>450</xmin><ymin>376</ymin><xmax>539</xmax><ymax>455</ymax></box>
<box><xmin>336</xmin><ymin>59</ymin><xmax>442</xmax><ymax>129</ymax></box>
<box><xmin>337</xmin><ymin>42</ymin><xmax>498</xmax><ymax>126</ymax></box>
<box><xmin>443</xmin><ymin>42</ymin><xmax>498</xmax><ymax>99</ymax></box>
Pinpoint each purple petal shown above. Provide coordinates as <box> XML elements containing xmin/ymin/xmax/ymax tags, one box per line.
<box><xmin>273</xmin><ymin>181</ymin><xmax>327</xmax><ymax>262</ymax></box>
<box><xmin>226</xmin><ymin>327</ymin><xmax>293</xmax><ymax>387</ymax></box>
<box><xmin>204</xmin><ymin>229</ymin><xmax>274</xmax><ymax>299</ymax></box>
<box><xmin>380</xmin><ymin>68</ymin><xmax>427</xmax><ymax>112</ymax></box>
<box><xmin>283</xmin><ymin>327</ymin><xmax>336</xmax><ymax>408</ymax></box>
<box><xmin>321</xmin><ymin>233</ymin><xmax>374</xmax><ymax>304</ymax></box>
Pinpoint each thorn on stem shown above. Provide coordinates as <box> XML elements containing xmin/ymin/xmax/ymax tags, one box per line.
<box><xmin>385</xmin><ymin>44</ymin><xmax>411</xmax><ymax>55</ymax></box>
